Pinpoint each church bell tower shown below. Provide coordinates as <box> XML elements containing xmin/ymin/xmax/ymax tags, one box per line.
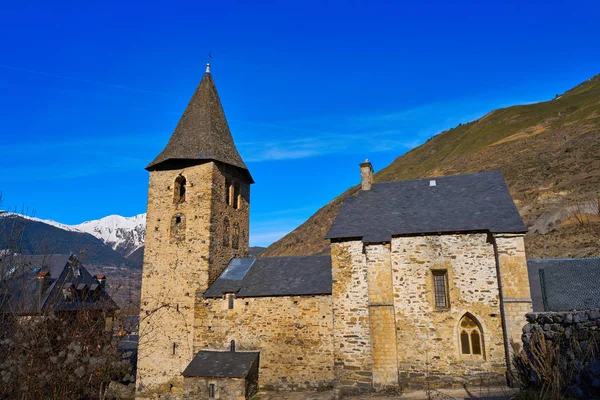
<box><xmin>136</xmin><ymin>63</ymin><xmax>253</xmax><ymax>396</ymax></box>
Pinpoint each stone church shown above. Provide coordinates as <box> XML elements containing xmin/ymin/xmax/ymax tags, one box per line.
<box><xmin>136</xmin><ymin>65</ymin><xmax>533</xmax><ymax>399</ymax></box>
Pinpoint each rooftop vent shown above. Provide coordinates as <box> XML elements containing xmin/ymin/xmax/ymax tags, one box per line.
<box><xmin>429</xmin><ymin>180</ymin><xmax>437</xmax><ymax>187</ymax></box>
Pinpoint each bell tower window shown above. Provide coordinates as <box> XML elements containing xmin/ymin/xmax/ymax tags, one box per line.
<box><xmin>232</xmin><ymin>223</ymin><xmax>240</xmax><ymax>250</ymax></box>
<box><xmin>173</xmin><ymin>175</ymin><xmax>186</xmax><ymax>204</ymax></box>
<box><xmin>223</xmin><ymin>218</ymin><xmax>230</xmax><ymax>247</ymax></box>
<box><xmin>233</xmin><ymin>183</ymin><xmax>240</xmax><ymax>209</ymax></box>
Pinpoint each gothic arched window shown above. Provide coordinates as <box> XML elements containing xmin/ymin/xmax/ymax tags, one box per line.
<box><xmin>459</xmin><ymin>314</ymin><xmax>483</xmax><ymax>356</ymax></box>
<box><xmin>174</xmin><ymin>175</ymin><xmax>186</xmax><ymax>204</ymax></box>
<box><xmin>223</xmin><ymin>218</ymin><xmax>230</xmax><ymax>247</ymax></box>
<box><xmin>232</xmin><ymin>223</ymin><xmax>240</xmax><ymax>250</ymax></box>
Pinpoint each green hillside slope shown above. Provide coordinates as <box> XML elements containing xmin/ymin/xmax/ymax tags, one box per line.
<box><xmin>262</xmin><ymin>74</ymin><xmax>600</xmax><ymax>259</ymax></box>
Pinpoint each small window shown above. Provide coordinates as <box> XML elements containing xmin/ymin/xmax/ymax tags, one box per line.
<box><xmin>208</xmin><ymin>383</ymin><xmax>215</xmax><ymax>398</ymax></box>
<box><xmin>432</xmin><ymin>270</ymin><xmax>449</xmax><ymax>309</ymax></box>
<box><xmin>233</xmin><ymin>183</ymin><xmax>240</xmax><ymax>209</ymax></box>
<box><xmin>227</xmin><ymin>293</ymin><xmax>235</xmax><ymax>309</ymax></box>
<box><xmin>172</xmin><ymin>342</ymin><xmax>177</xmax><ymax>355</ymax></box>
<box><xmin>225</xmin><ymin>178</ymin><xmax>231</xmax><ymax>205</ymax></box>
<box><xmin>170</xmin><ymin>213</ymin><xmax>186</xmax><ymax>241</ymax></box>
<box><xmin>460</xmin><ymin>314</ymin><xmax>483</xmax><ymax>356</ymax></box>
<box><xmin>173</xmin><ymin>175</ymin><xmax>186</xmax><ymax>204</ymax></box>
<box><xmin>223</xmin><ymin>218</ymin><xmax>230</xmax><ymax>247</ymax></box>
<box><xmin>232</xmin><ymin>223</ymin><xmax>240</xmax><ymax>250</ymax></box>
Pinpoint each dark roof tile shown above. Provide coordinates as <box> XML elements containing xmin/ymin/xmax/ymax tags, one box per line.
<box><xmin>326</xmin><ymin>170</ymin><xmax>526</xmax><ymax>242</ymax></box>
<box><xmin>146</xmin><ymin>69</ymin><xmax>252</xmax><ymax>182</ymax></box>
<box><xmin>183</xmin><ymin>351</ymin><xmax>259</xmax><ymax>378</ymax></box>
<box><xmin>204</xmin><ymin>255</ymin><xmax>332</xmax><ymax>298</ymax></box>
<box><xmin>527</xmin><ymin>258</ymin><xmax>600</xmax><ymax>311</ymax></box>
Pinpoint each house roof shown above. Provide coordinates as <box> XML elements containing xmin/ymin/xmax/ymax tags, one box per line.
<box><xmin>146</xmin><ymin>67</ymin><xmax>252</xmax><ymax>182</ymax></box>
<box><xmin>325</xmin><ymin>170</ymin><xmax>527</xmax><ymax>242</ymax></box>
<box><xmin>183</xmin><ymin>351</ymin><xmax>259</xmax><ymax>378</ymax></box>
<box><xmin>204</xmin><ymin>255</ymin><xmax>332</xmax><ymax>298</ymax></box>
<box><xmin>527</xmin><ymin>258</ymin><xmax>600</xmax><ymax>312</ymax></box>
<box><xmin>0</xmin><ymin>254</ymin><xmax>118</xmax><ymax>314</ymax></box>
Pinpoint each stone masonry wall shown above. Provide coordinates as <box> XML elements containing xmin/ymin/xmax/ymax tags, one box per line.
<box><xmin>137</xmin><ymin>161</ymin><xmax>251</xmax><ymax>398</ymax></box>
<box><xmin>365</xmin><ymin>244</ymin><xmax>399</xmax><ymax>388</ymax></box>
<box><xmin>194</xmin><ymin>295</ymin><xmax>334</xmax><ymax>391</ymax></box>
<box><xmin>137</xmin><ymin>162</ymin><xmax>214</xmax><ymax>396</ymax></box>
<box><xmin>494</xmin><ymin>234</ymin><xmax>532</xmax><ymax>348</ymax></box>
<box><xmin>331</xmin><ymin>241</ymin><xmax>373</xmax><ymax>395</ymax></box>
<box><xmin>183</xmin><ymin>377</ymin><xmax>246</xmax><ymax>400</ymax></box>
<box><xmin>391</xmin><ymin>234</ymin><xmax>507</xmax><ymax>388</ymax></box>
<box><xmin>207</xmin><ymin>162</ymin><xmax>250</xmax><ymax>284</ymax></box>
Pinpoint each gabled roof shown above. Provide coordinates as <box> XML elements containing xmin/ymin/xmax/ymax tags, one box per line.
<box><xmin>326</xmin><ymin>170</ymin><xmax>527</xmax><ymax>242</ymax></box>
<box><xmin>527</xmin><ymin>258</ymin><xmax>600</xmax><ymax>312</ymax></box>
<box><xmin>183</xmin><ymin>351</ymin><xmax>259</xmax><ymax>378</ymax></box>
<box><xmin>146</xmin><ymin>67</ymin><xmax>252</xmax><ymax>182</ymax></box>
<box><xmin>204</xmin><ymin>255</ymin><xmax>332</xmax><ymax>298</ymax></box>
<box><xmin>0</xmin><ymin>254</ymin><xmax>118</xmax><ymax>314</ymax></box>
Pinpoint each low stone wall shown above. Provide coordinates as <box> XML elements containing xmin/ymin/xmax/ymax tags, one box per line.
<box><xmin>522</xmin><ymin>309</ymin><xmax>600</xmax><ymax>344</ymax></box>
<box><xmin>520</xmin><ymin>309</ymin><xmax>600</xmax><ymax>398</ymax></box>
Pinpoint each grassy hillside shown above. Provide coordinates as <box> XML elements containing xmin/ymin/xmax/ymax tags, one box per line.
<box><xmin>262</xmin><ymin>74</ymin><xmax>600</xmax><ymax>259</ymax></box>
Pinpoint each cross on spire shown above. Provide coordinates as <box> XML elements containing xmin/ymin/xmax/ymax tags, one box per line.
<box><xmin>206</xmin><ymin>51</ymin><xmax>213</xmax><ymax>73</ymax></box>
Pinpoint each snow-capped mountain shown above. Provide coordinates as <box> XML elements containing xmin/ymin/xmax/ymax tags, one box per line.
<box><xmin>24</xmin><ymin>213</ymin><xmax>146</xmax><ymax>257</ymax></box>
<box><xmin>74</xmin><ymin>214</ymin><xmax>146</xmax><ymax>257</ymax></box>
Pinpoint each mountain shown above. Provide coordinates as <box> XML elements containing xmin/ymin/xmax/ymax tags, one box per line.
<box><xmin>0</xmin><ymin>213</ymin><xmax>136</xmax><ymax>267</ymax></box>
<box><xmin>73</xmin><ymin>214</ymin><xmax>146</xmax><ymax>257</ymax></box>
<box><xmin>263</xmin><ymin>74</ymin><xmax>600</xmax><ymax>259</ymax></box>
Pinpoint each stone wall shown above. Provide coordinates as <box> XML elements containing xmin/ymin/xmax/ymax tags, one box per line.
<box><xmin>331</xmin><ymin>241</ymin><xmax>373</xmax><ymax>395</ymax></box>
<box><xmin>193</xmin><ymin>295</ymin><xmax>334</xmax><ymax>391</ymax></box>
<box><xmin>391</xmin><ymin>234</ymin><xmax>508</xmax><ymax>388</ymax></box>
<box><xmin>365</xmin><ymin>244</ymin><xmax>398</xmax><ymax>388</ymax></box>
<box><xmin>520</xmin><ymin>310</ymin><xmax>600</xmax><ymax>398</ymax></box>
<box><xmin>137</xmin><ymin>161</ymin><xmax>251</xmax><ymax>397</ymax></box>
<box><xmin>183</xmin><ymin>377</ymin><xmax>247</xmax><ymax>400</ymax></box>
<box><xmin>522</xmin><ymin>309</ymin><xmax>600</xmax><ymax>346</ymax></box>
<box><xmin>494</xmin><ymin>234</ymin><xmax>532</xmax><ymax>348</ymax></box>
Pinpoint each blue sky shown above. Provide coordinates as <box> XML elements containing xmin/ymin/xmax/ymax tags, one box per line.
<box><xmin>1</xmin><ymin>0</ymin><xmax>599</xmax><ymax>246</ymax></box>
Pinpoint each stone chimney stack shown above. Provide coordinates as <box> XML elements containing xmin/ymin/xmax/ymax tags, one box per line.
<box><xmin>95</xmin><ymin>274</ymin><xmax>106</xmax><ymax>289</ymax></box>
<box><xmin>37</xmin><ymin>271</ymin><xmax>51</xmax><ymax>299</ymax></box>
<box><xmin>360</xmin><ymin>159</ymin><xmax>374</xmax><ymax>191</ymax></box>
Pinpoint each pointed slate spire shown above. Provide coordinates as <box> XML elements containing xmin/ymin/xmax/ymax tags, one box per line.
<box><xmin>147</xmin><ymin>64</ymin><xmax>252</xmax><ymax>182</ymax></box>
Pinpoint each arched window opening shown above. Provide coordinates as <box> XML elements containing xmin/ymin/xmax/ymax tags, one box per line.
<box><xmin>459</xmin><ymin>314</ymin><xmax>483</xmax><ymax>356</ymax></box>
<box><xmin>232</xmin><ymin>223</ymin><xmax>240</xmax><ymax>250</ymax></box>
<box><xmin>223</xmin><ymin>218</ymin><xmax>230</xmax><ymax>247</ymax></box>
<box><xmin>170</xmin><ymin>213</ymin><xmax>186</xmax><ymax>241</ymax></box>
<box><xmin>233</xmin><ymin>183</ymin><xmax>240</xmax><ymax>209</ymax></box>
<box><xmin>225</xmin><ymin>178</ymin><xmax>232</xmax><ymax>205</ymax></box>
<box><xmin>173</xmin><ymin>175</ymin><xmax>186</xmax><ymax>204</ymax></box>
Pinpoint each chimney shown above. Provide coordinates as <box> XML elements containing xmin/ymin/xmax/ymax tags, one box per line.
<box><xmin>360</xmin><ymin>159</ymin><xmax>374</xmax><ymax>191</ymax></box>
<box><xmin>95</xmin><ymin>274</ymin><xmax>106</xmax><ymax>289</ymax></box>
<box><xmin>36</xmin><ymin>270</ymin><xmax>51</xmax><ymax>298</ymax></box>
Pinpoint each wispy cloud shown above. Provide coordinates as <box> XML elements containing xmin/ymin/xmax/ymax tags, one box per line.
<box><xmin>0</xmin><ymin>64</ymin><xmax>173</xmax><ymax>97</ymax></box>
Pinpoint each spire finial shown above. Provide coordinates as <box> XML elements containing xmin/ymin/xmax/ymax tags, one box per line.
<box><xmin>206</xmin><ymin>51</ymin><xmax>213</xmax><ymax>73</ymax></box>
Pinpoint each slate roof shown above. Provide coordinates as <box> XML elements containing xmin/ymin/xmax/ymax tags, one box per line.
<box><xmin>183</xmin><ymin>351</ymin><xmax>259</xmax><ymax>378</ymax></box>
<box><xmin>146</xmin><ymin>67</ymin><xmax>252</xmax><ymax>182</ymax></box>
<box><xmin>326</xmin><ymin>170</ymin><xmax>527</xmax><ymax>243</ymax></box>
<box><xmin>204</xmin><ymin>255</ymin><xmax>332</xmax><ymax>298</ymax></box>
<box><xmin>0</xmin><ymin>254</ymin><xmax>118</xmax><ymax>314</ymax></box>
<box><xmin>527</xmin><ymin>258</ymin><xmax>600</xmax><ymax>312</ymax></box>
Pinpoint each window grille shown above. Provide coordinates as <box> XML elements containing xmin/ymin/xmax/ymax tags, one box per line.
<box><xmin>433</xmin><ymin>271</ymin><xmax>449</xmax><ymax>309</ymax></box>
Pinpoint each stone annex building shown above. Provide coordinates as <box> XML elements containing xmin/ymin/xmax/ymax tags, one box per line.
<box><xmin>136</xmin><ymin>65</ymin><xmax>533</xmax><ymax>399</ymax></box>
